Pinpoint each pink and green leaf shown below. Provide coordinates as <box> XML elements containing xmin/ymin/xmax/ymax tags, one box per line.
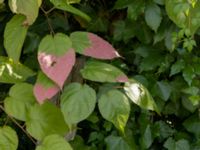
<box><xmin>33</xmin><ymin>72</ymin><xmax>60</xmax><ymax>104</ymax></box>
<box><xmin>70</xmin><ymin>31</ymin><xmax>120</xmax><ymax>59</ymax></box>
<box><xmin>38</xmin><ymin>33</ymin><xmax>76</xmax><ymax>88</ymax></box>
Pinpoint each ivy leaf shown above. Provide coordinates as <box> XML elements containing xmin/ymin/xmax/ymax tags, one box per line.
<box><xmin>70</xmin><ymin>32</ymin><xmax>120</xmax><ymax>59</ymax></box>
<box><xmin>170</xmin><ymin>59</ymin><xmax>185</xmax><ymax>76</ymax></box>
<box><xmin>145</xmin><ymin>3</ymin><xmax>162</xmax><ymax>32</ymax></box>
<box><xmin>98</xmin><ymin>90</ymin><xmax>130</xmax><ymax>133</ymax></box>
<box><xmin>8</xmin><ymin>0</ymin><xmax>39</xmax><ymax>25</ymax></box>
<box><xmin>50</xmin><ymin>0</ymin><xmax>91</xmax><ymax>22</ymax></box>
<box><xmin>0</xmin><ymin>56</ymin><xmax>35</xmax><ymax>84</ymax></box>
<box><xmin>124</xmin><ymin>79</ymin><xmax>160</xmax><ymax>114</ymax></box>
<box><xmin>36</xmin><ymin>134</ymin><xmax>73</xmax><ymax>150</ymax></box>
<box><xmin>4</xmin><ymin>15</ymin><xmax>28</xmax><ymax>62</ymax></box>
<box><xmin>38</xmin><ymin>33</ymin><xmax>75</xmax><ymax>89</ymax></box>
<box><xmin>81</xmin><ymin>60</ymin><xmax>128</xmax><ymax>83</ymax></box>
<box><xmin>182</xmin><ymin>66</ymin><xmax>195</xmax><ymax>85</ymax></box>
<box><xmin>156</xmin><ymin>81</ymin><xmax>172</xmax><ymax>101</ymax></box>
<box><xmin>105</xmin><ymin>135</ymin><xmax>132</xmax><ymax>150</ymax></box>
<box><xmin>127</xmin><ymin>0</ymin><xmax>145</xmax><ymax>21</ymax></box>
<box><xmin>26</xmin><ymin>102</ymin><xmax>69</xmax><ymax>140</ymax></box>
<box><xmin>165</xmin><ymin>0</ymin><xmax>200</xmax><ymax>35</ymax></box>
<box><xmin>0</xmin><ymin>126</ymin><xmax>18</xmax><ymax>150</ymax></box>
<box><xmin>164</xmin><ymin>138</ymin><xmax>190</xmax><ymax>150</ymax></box>
<box><xmin>4</xmin><ymin>83</ymin><xmax>36</xmax><ymax>121</ymax></box>
<box><xmin>140</xmin><ymin>125</ymin><xmax>153</xmax><ymax>149</ymax></box>
<box><xmin>61</xmin><ymin>83</ymin><xmax>96</xmax><ymax>125</ymax></box>
<box><xmin>34</xmin><ymin>72</ymin><xmax>60</xmax><ymax>104</ymax></box>
<box><xmin>113</xmin><ymin>0</ymin><xmax>133</xmax><ymax>9</ymax></box>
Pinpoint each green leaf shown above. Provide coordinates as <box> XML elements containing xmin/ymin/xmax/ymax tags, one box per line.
<box><xmin>61</xmin><ymin>83</ymin><xmax>96</xmax><ymax>125</ymax></box>
<box><xmin>182</xmin><ymin>66</ymin><xmax>195</xmax><ymax>85</ymax></box>
<box><xmin>0</xmin><ymin>126</ymin><xmax>18</xmax><ymax>150</ymax></box>
<box><xmin>145</xmin><ymin>3</ymin><xmax>162</xmax><ymax>32</ymax></box>
<box><xmin>164</xmin><ymin>137</ymin><xmax>176</xmax><ymax>150</ymax></box>
<box><xmin>8</xmin><ymin>0</ymin><xmax>39</xmax><ymax>25</ymax></box>
<box><xmin>98</xmin><ymin>90</ymin><xmax>130</xmax><ymax>133</ymax></box>
<box><xmin>81</xmin><ymin>60</ymin><xmax>128</xmax><ymax>83</ymax></box>
<box><xmin>170</xmin><ymin>60</ymin><xmax>185</xmax><ymax>76</ymax></box>
<box><xmin>156</xmin><ymin>81</ymin><xmax>172</xmax><ymax>101</ymax></box>
<box><xmin>113</xmin><ymin>0</ymin><xmax>133</xmax><ymax>9</ymax></box>
<box><xmin>0</xmin><ymin>56</ymin><xmax>35</xmax><ymax>84</ymax></box>
<box><xmin>164</xmin><ymin>138</ymin><xmax>190</xmax><ymax>150</ymax></box>
<box><xmin>165</xmin><ymin>0</ymin><xmax>200</xmax><ymax>35</ymax></box>
<box><xmin>105</xmin><ymin>135</ymin><xmax>132</xmax><ymax>150</ymax></box>
<box><xmin>127</xmin><ymin>0</ymin><xmax>145</xmax><ymax>21</ymax></box>
<box><xmin>26</xmin><ymin>102</ymin><xmax>69</xmax><ymax>140</ymax></box>
<box><xmin>4</xmin><ymin>83</ymin><xmax>36</xmax><ymax>121</ymax></box>
<box><xmin>36</xmin><ymin>134</ymin><xmax>73</xmax><ymax>150</ymax></box>
<box><xmin>124</xmin><ymin>79</ymin><xmax>160</xmax><ymax>114</ymax></box>
<box><xmin>140</xmin><ymin>125</ymin><xmax>153</xmax><ymax>149</ymax></box>
<box><xmin>50</xmin><ymin>0</ymin><xmax>91</xmax><ymax>22</ymax></box>
<box><xmin>4</xmin><ymin>15</ymin><xmax>28</xmax><ymax>62</ymax></box>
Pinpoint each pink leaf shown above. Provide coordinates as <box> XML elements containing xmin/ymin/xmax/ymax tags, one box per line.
<box><xmin>85</xmin><ymin>33</ymin><xmax>121</xmax><ymax>59</ymax></box>
<box><xmin>34</xmin><ymin>83</ymin><xmax>59</xmax><ymax>104</ymax></box>
<box><xmin>38</xmin><ymin>48</ymin><xmax>75</xmax><ymax>88</ymax></box>
<box><xmin>116</xmin><ymin>75</ymin><xmax>129</xmax><ymax>82</ymax></box>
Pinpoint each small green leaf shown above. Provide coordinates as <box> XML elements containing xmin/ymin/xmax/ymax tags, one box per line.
<box><xmin>105</xmin><ymin>135</ymin><xmax>132</xmax><ymax>150</ymax></box>
<box><xmin>145</xmin><ymin>3</ymin><xmax>162</xmax><ymax>32</ymax></box>
<box><xmin>170</xmin><ymin>60</ymin><xmax>185</xmax><ymax>76</ymax></box>
<box><xmin>124</xmin><ymin>79</ymin><xmax>160</xmax><ymax>114</ymax></box>
<box><xmin>127</xmin><ymin>0</ymin><xmax>145</xmax><ymax>21</ymax></box>
<box><xmin>36</xmin><ymin>134</ymin><xmax>73</xmax><ymax>150</ymax></box>
<box><xmin>141</xmin><ymin>125</ymin><xmax>153</xmax><ymax>149</ymax></box>
<box><xmin>61</xmin><ymin>83</ymin><xmax>96</xmax><ymax>125</ymax></box>
<box><xmin>26</xmin><ymin>102</ymin><xmax>69</xmax><ymax>140</ymax></box>
<box><xmin>164</xmin><ymin>137</ymin><xmax>176</xmax><ymax>150</ymax></box>
<box><xmin>182</xmin><ymin>66</ymin><xmax>195</xmax><ymax>85</ymax></box>
<box><xmin>50</xmin><ymin>0</ymin><xmax>91</xmax><ymax>22</ymax></box>
<box><xmin>8</xmin><ymin>0</ymin><xmax>39</xmax><ymax>25</ymax></box>
<box><xmin>0</xmin><ymin>126</ymin><xmax>18</xmax><ymax>150</ymax></box>
<box><xmin>98</xmin><ymin>90</ymin><xmax>130</xmax><ymax>133</ymax></box>
<box><xmin>4</xmin><ymin>15</ymin><xmax>28</xmax><ymax>62</ymax></box>
<box><xmin>4</xmin><ymin>83</ymin><xmax>36</xmax><ymax>121</ymax></box>
<box><xmin>156</xmin><ymin>81</ymin><xmax>172</xmax><ymax>101</ymax></box>
<box><xmin>0</xmin><ymin>56</ymin><xmax>35</xmax><ymax>84</ymax></box>
<box><xmin>113</xmin><ymin>0</ymin><xmax>133</xmax><ymax>9</ymax></box>
<box><xmin>81</xmin><ymin>60</ymin><xmax>128</xmax><ymax>83</ymax></box>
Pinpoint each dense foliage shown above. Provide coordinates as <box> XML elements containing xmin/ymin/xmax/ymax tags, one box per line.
<box><xmin>0</xmin><ymin>0</ymin><xmax>200</xmax><ymax>149</ymax></box>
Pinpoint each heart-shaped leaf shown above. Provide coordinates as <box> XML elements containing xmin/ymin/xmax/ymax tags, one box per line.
<box><xmin>70</xmin><ymin>31</ymin><xmax>120</xmax><ymax>59</ymax></box>
<box><xmin>26</xmin><ymin>102</ymin><xmax>69</xmax><ymax>140</ymax></box>
<box><xmin>38</xmin><ymin>33</ymin><xmax>75</xmax><ymax>89</ymax></box>
<box><xmin>4</xmin><ymin>83</ymin><xmax>36</xmax><ymax>121</ymax></box>
<box><xmin>0</xmin><ymin>126</ymin><xmax>18</xmax><ymax>150</ymax></box>
<box><xmin>81</xmin><ymin>60</ymin><xmax>128</xmax><ymax>83</ymax></box>
<box><xmin>61</xmin><ymin>83</ymin><xmax>96</xmax><ymax>125</ymax></box>
<box><xmin>98</xmin><ymin>90</ymin><xmax>130</xmax><ymax>133</ymax></box>
<box><xmin>36</xmin><ymin>134</ymin><xmax>73</xmax><ymax>150</ymax></box>
<box><xmin>34</xmin><ymin>72</ymin><xmax>60</xmax><ymax>104</ymax></box>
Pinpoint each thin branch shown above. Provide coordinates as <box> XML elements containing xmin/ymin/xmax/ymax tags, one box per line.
<box><xmin>0</xmin><ymin>105</ymin><xmax>37</xmax><ymax>145</ymax></box>
<box><xmin>40</xmin><ymin>6</ymin><xmax>55</xmax><ymax>35</ymax></box>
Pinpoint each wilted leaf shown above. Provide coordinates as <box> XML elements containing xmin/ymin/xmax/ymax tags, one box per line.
<box><xmin>38</xmin><ymin>33</ymin><xmax>75</xmax><ymax>88</ymax></box>
<box><xmin>61</xmin><ymin>83</ymin><xmax>96</xmax><ymax>125</ymax></box>
<box><xmin>34</xmin><ymin>72</ymin><xmax>60</xmax><ymax>104</ymax></box>
<box><xmin>81</xmin><ymin>60</ymin><xmax>128</xmax><ymax>83</ymax></box>
<box><xmin>70</xmin><ymin>31</ymin><xmax>120</xmax><ymax>59</ymax></box>
<box><xmin>98</xmin><ymin>90</ymin><xmax>130</xmax><ymax>133</ymax></box>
